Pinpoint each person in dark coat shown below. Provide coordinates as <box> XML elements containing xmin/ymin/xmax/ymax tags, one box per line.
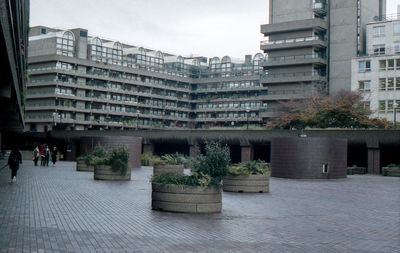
<box><xmin>8</xmin><ymin>147</ymin><xmax>22</xmax><ymax>183</ymax></box>
<box><xmin>51</xmin><ymin>147</ymin><xmax>58</xmax><ymax>165</ymax></box>
<box><xmin>44</xmin><ymin>146</ymin><xmax>50</xmax><ymax>166</ymax></box>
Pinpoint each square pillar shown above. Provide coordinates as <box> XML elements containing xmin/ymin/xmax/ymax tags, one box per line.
<box><xmin>241</xmin><ymin>145</ymin><xmax>254</xmax><ymax>162</ymax></box>
<box><xmin>368</xmin><ymin>148</ymin><xmax>380</xmax><ymax>174</ymax></box>
<box><xmin>189</xmin><ymin>144</ymin><xmax>200</xmax><ymax>159</ymax></box>
<box><xmin>143</xmin><ymin>143</ymin><xmax>154</xmax><ymax>154</ymax></box>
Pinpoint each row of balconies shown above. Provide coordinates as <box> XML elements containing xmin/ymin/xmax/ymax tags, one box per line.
<box><xmin>261</xmin><ymin>71</ymin><xmax>327</xmax><ymax>84</ymax></box>
<box><xmin>262</xmin><ymin>54</ymin><xmax>326</xmax><ymax>67</ymax></box>
<box><xmin>260</xmin><ymin>35</ymin><xmax>327</xmax><ymax>51</ymax></box>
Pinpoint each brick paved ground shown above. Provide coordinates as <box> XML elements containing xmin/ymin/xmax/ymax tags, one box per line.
<box><xmin>0</xmin><ymin>160</ymin><xmax>399</xmax><ymax>253</ymax></box>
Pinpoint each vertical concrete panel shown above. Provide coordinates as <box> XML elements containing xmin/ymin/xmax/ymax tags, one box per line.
<box><xmin>241</xmin><ymin>146</ymin><xmax>254</xmax><ymax>162</ymax></box>
<box><xmin>368</xmin><ymin>148</ymin><xmax>380</xmax><ymax>174</ymax></box>
<box><xmin>271</xmin><ymin>137</ymin><xmax>347</xmax><ymax>179</ymax></box>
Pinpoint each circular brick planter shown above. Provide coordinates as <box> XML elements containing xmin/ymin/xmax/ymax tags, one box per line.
<box><xmin>223</xmin><ymin>173</ymin><xmax>270</xmax><ymax>193</ymax></box>
<box><xmin>152</xmin><ymin>183</ymin><xmax>222</xmax><ymax>213</ymax></box>
<box><xmin>94</xmin><ymin>165</ymin><xmax>131</xmax><ymax>181</ymax></box>
<box><xmin>153</xmin><ymin>164</ymin><xmax>184</xmax><ymax>175</ymax></box>
<box><xmin>76</xmin><ymin>161</ymin><xmax>94</xmax><ymax>172</ymax></box>
<box><xmin>382</xmin><ymin>167</ymin><xmax>400</xmax><ymax>177</ymax></box>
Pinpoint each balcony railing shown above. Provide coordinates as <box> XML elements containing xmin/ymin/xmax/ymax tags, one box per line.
<box><xmin>262</xmin><ymin>71</ymin><xmax>326</xmax><ymax>79</ymax></box>
<box><xmin>263</xmin><ymin>54</ymin><xmax>326</xmax><ymax>64</ymax></box>
<box><xmin>260</xmin><ymin>36</ymin><xmax>326</xmax><ymax>46</ymax></box>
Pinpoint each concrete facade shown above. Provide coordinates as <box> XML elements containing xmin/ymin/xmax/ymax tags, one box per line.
<box><xmin>26</xmin><ymin>26</ymin><xmax>268</xmax><ymax>132</ymax></box>
<box><xmin>0</xmin><ymin>0</ymin><xmax>29</xmax><ymax>134</ymax></box>
<box><xmin>261</xmin><ymin>0</ymin><xmax>386</xmax><ymax>96</ymax></box>
<box><xmin>351</xmin><ymin>18</ymin><xmax>400</xmax><ymax>122</ymax></box>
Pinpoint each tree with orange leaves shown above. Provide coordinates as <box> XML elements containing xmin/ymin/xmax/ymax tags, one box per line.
<box><xmin>267</xmin><ymin>91</ymin><xmax>391</xmax><ymax>130</ymax></box>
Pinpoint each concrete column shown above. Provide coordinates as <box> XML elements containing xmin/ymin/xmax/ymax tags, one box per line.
<box><xmin>143</xmin><ymin>143</ymin><xmax>154</xmax><ymax>154</ymax></box>
<box><xmin>368</xmin><ymin>148</ymin><xmax>380</xmax><ymax>174</ymax></box>
<box><xmin>65</xmin><ymin>142</ymin><xmax>77</xmax><ymax>161</ymax></box>
<box><xmin>189</xmin><ymin>144</ymin><xmax>200</xmax><ymax>159</ymax></box>
<box><xmin>241</xmin><ymin>145</ymin><xmax>254</xmax><ymax>162</ymax></box>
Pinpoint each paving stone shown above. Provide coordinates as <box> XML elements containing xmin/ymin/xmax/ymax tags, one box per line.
<box><xmin>0</xmin><ymin>161</ymin><xmax>399</xmax><ymax>252</ymax></box>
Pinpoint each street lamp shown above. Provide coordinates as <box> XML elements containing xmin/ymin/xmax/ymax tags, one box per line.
<box><xmin>394</xmin><ymin>102</ymin><xmax>398</xmax><ymax>130</ymax></box>
<box><xmin>246</xmin><ymin>107</ymin><xmax>250</xmax><ymax>130</ymax></box>
<box><xmin>136</xmin><ymin>110</ymin><xmax>140</xmax><ymax>130</ymax></box>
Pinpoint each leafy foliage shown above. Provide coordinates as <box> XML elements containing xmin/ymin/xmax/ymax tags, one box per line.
<box><xmin>267</xmin><ymin>91</ymin><xmax>391</xmax><ymax>130</ymax></box>
<box><xmin>228</xmin><ymin>160</ymin><xmax>270</xmax><ymax>176</ymax></box>
<box><xmin>93</xmin><ymin>145</ymin><xmax>107</xmax><ymax>158</ymax></box>
<box><xmin>193</xmin><ymin>140</ymin><xmax>231</xmax><ymax>183</ymax></box>
<box><xmin>141</xmin><ymin>153</ymin><xmax>158</xmax><ymax>166</ymax></box>
<box><xmin>76</xmin><ymin>155</ymin><xmax>93</xmax><ymax>166</ymax></box>
<box><xmin>151</xmin><ymin>140</ymin><xmax>231</xmax><ymax>187</ymax></box>
<box><xmin>387</xmin><ymin>163</ymin><xmax>400</xmax><ymax>168</ymax></box>
<box><xmin>88</xmin><ymin>146</ymin><xmax>130</xmax><ymax>175</ymax></box>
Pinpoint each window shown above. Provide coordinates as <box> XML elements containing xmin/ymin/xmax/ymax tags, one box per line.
<box><xmin>80</xmin><ymin>30</ymin><xmax>87</xmax><ymax>37</ymax></box>
<box><xmin>358</xmin><ymin>80</ymin><xmax>371</xmax><ymax>91</ymax></box>
<box><xmin>396</xmin><ymin>78</ymin><xmax>400</xmax><ymax>90</ymax></box>
<box><xmin>362</xmin><ymin>101</ymin><xmax>370</xmax><ymax>110</ymax></box>
<box><xmin>373</xmin><ymin>26</ymin><xmax>385</xmax><ymax>37</ymax></box>
<box><xmin>359</xmin><ymin>60</ymin><xmax>371</xmax><ymax>72</ymax></box>
<box><xmin>373</xmin><ymin>44</ymin><xmax>385</xmax><ymax>55</ymax></box>
<box><xmin>56</xmin><ymin>31</ymin><xmax>74</xmax><ymax>57</ymax></box>
<box><xmin>394</xmin><ymin>23</ymin><xmax>400</xmax><ymax>35</ymax></box>
<box><xmin>379</xmin><ymin>78</ymin><xmax>386</xmax><ymax>90</ymax></box>
<box><xmin>387</xmin><ymin>78</ymin><xmax>394</xmax><ymax>90</ymax></box>
<box><xmin>379</xmin><ymin>60</ymin><xmax>386</xmax><ymax>71</ymax></box>
<box><xmin>388</xmin><ymin>59</ymin><xmax>395</xmax><ymax>70</ymax></box>
<box><xmin>394</xmin><ymin>42</ymin><xmax>400</xmax><ymax>53</ymax></box>
<box><xmin>388</xmin><ymin>100</ymin><xmax>394</xmax><ymax>112</ymax></box>
<box><xmin>397</xmin><ymin>59</ymin><xmax>400</xmax><ymax>70</ymax></box>
<box><xmin>379</xmin><ymin>101</ymin><xmax>386</xmax><ymax>112</ymax></box>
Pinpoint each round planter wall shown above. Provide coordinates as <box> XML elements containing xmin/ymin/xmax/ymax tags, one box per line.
<box><xmin>94</xmin><ymin>165</ymin><xmax>131</xmax><ymax>181</ymax></box>
<box><xmin>76</xmin><ymin>161</ymin><xmax>94</xmax><ymax>172</ymax></box>
<box><xmin>152</xmin><ymin>183</ymin><xmax>222</xmax><ymax>213</ymax></box>
<box><xmin>271</xmin><ymin>137</ymin><xmax>347</xmax><ymax>179</ymax></box>
<box><xmin>80</xmin><ymin>136</ymin><xmax>142</xmax><ymax>169</ymax></box>
<box><xmin>153</xmin><ymin>165</ymin><xmax>184</xmax><ymax>175</ymax></box>
<box><xmin>223</xmin><ymin>173</ymin><xmax>270</xmax><ymax>193</ymax></box>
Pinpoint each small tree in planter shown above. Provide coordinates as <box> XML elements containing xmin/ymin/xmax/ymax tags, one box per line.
<box><xmin>151</xmin><ymin>140</ymin><xmax>230</xmax><ymax>213</ymax></box>
<box><xmin>141</xmin><ymin>153</ymin><xmax>158</xmax><ymax>166</ymax></box>
<box><xmin>223</xmin><ymin>160</ymin><xmax>271</xmax><ymax>193</ymax></box>
<box><xmin>347</xmin><ymin>165</ymin><xmax>366</xmax><ymax>175</ymax></box>
<box><xmin>382</xmin><ymin>164</ymin><xmax>400</xmax><ymax>177</ymax></box>
<box><xmin>92</xmin><ymin>146</ymin><xmax>131</xmax><ymax>181</ymax></box>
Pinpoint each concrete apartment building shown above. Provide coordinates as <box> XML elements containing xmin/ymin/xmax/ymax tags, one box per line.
<box><xmin>0</xmin><ymin>0</ymin><xmax>29</xmax><ymax>141</ymax></box>
<box><xmin>26</xmin><ymin>26</ymin><xmax>267</xmax><ymax>132</ymax></box>
<box><xmin>351</xmin><ymin>16</ymin><xmax>400</xmax><ymax>123</ymax></box>
<box><xmin>260</xmin><ymin>0</ymin><xmax>386</xmax><ymax>102</ymax></box>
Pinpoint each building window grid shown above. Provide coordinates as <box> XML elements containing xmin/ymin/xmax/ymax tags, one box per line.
<box><xmin>56</xmin><ymin>32</ymin><xmax>74</xmax><ymax>57</ymax></box>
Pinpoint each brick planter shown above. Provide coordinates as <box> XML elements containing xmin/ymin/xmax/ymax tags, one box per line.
<box><xmin>152</xmin><ymin>183</ymin><xmax>222</xmax><ymax>213</ymax></box>
<box><xmin>94</xmin><ymin>165</ymin><xmax>131</xmax><ymax>181</ymax></box>
<box><xmin>223</xmin><ymin>173</ymin><xmax>270</xmax><ymax>193</ymax></box>
<box><xmin>153</xmin><ymin>165</ymin><xmax>184</xmax><ymax>175</ymax></box>
<box><xmin>382</xmin><ymin>167</ymin><xmax>400</xmax><ymax>177</ymax></box>
<box><xmin>76</xmin><ymin>161</ymin><xmax>94</xmax><ymax>172</ymax></box>
<box><xmin>347</xmin><ymin>167</ymin><xmax>366</xmax><ymax>175</ymax></box>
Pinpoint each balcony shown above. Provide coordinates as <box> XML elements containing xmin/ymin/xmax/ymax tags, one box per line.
<box><xmin>262</xmin><ymin>54</ymin><xmax>326</xmax><ymax>67</ymax></box>
<box><xmin>260</xmin><ymin>71</ymin><xmax>327</xmax><ymax>84</ymax></box>
<box><xmin>261</xmin><ymin>18</ymin><xmax>327</xmax><ymax>36</ymax></box>
<box><xmin>313</xmin><ymin>2</ymin><xmax>327</xmax><ymax>15</ymax></box>
<box><xmin>260</xmin><ymin>36</ymin><xmax>327</xmax><ymax>51</ymax></box>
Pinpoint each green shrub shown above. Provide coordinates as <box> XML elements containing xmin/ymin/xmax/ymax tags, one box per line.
<box><xmin>150</xmin><ymin>141</ymin><xmax>230</xmax><ymax>187</ymax></box>
<box><xmin>76</xmin><ymin>154</ymin><xmax>92</xmax><ymax>166</ymax></box>
<box><xmin>141</xmin><ymin>153</ymin><xmax>159</xmax><ymax>166</ymax></box>
<box><xmin>194</xmin><ymin>141</ymin><xmax>230</xmax><ymax>183</ymax></box>
<box><xmin>228</xmin><ymin>160</ymin><xmax>270</xmax><ymax>176</ymax></box>
<box><xmin>109</xmin><ymin>146</ymin><xmax>130</xmax><ymax>175</ymax></box>
<box><xmin>387</xmin><ymin>163</ymin><xmax>400</xmax><ymax>168</ymax></box>
<box><xmin>93</xmin><ymin>145</ymin><xmax>107</xmax><ymax>158</ymax></box>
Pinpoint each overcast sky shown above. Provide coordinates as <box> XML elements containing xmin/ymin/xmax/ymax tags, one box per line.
<box><xmin>30</xmin><ymin>0</ymin><xmax>399</xmax><ymax>60</ymax></box>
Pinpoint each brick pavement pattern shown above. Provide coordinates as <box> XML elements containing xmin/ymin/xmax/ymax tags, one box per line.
<box><xmin>0</xmin><ymin>160</ymin><xmax>399</xmax><ymax>253</ymax></box>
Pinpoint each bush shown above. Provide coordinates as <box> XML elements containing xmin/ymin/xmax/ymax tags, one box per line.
<box><xmin>93</xmin><ymin>145</ymin><xmax>107</xmax><ymax>158</ymax></box>
<box><xmin>151</xmin><ymin>172</ymin><xmax>212</xmax><ymax>187</ymax></box>
<box><xmin>194</xmin><ymin>141</ymin><xmax>230</xmax><ymax>183</ymax></box>
<box><xmin>141</xmin><ymin>153</ymin><xmax>158</xmax><ymax>166</ymax></box>
<box><xmin>76</xmin><ymin>154</ymin><xmax>92</xmax><ymax>166</ymax></box>
<box><xmin>228</xmin><ymin>160</ymin><xmax>270</xmax><ymax>176</ymax></box>
<box><xmin>387</xmin><ymin>163</ymin><xmax>400</xmax><ymax>168</ymax></box>
<box><xmin>109</xmin><ymin>146</ymin><xmax>130</xmax><ymax>175</ymax></box>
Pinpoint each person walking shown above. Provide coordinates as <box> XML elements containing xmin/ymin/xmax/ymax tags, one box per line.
<box><xmin>51</xmin><ymin>147</ymin><xmax>58</xmax><ymax>165</ymax></box>
<box><xmin>40</xmin><ymin>144</ymin><xmax>45</xmax><ymax>166</ymax></box>
<box><xmin>33</xmin><ymin>146</ymin><xmax>40</xmax><ymax>166</ymax></box>
<box><xmin>8</xmin><ymin>147</ymin><xmax>22</xmax><ymax>183</ymax></box>
<box><xmin>44</xmin><ymin>146</ymin><xmax>50</xmax><ymax>166</ymax></box>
